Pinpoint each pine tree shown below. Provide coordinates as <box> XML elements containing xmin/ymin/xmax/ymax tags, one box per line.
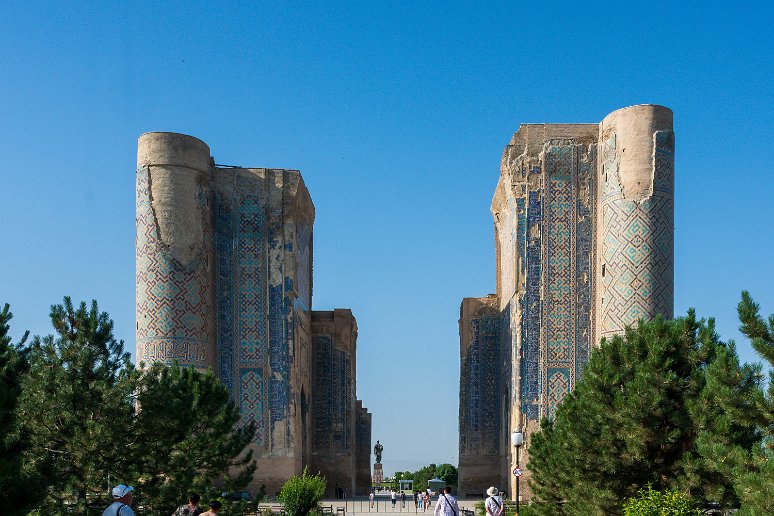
<box><xmin>0</xmin><ymin>303</ymin><xmax>48</xmax><ymax>515</ymax></box>
<box><xmin>729</xmin><ymin>291</ymin><xmax>774</xmax><ymax>514</ymax></box>
<box><xmin>17</xmin><ymin>297</ymin><xmax>136</xmax><ymax>513</ymax></box>
<box><xmin>131</xmin><ymin>362</ymin><xmax>256</xmax><ymax>512</ymax></box>
<box><xmin>0</xmin><ymin>303</ymin><xmax>27</xmax><ymax>498</ymax></box>
<box><xmin>527</xmin><ymin>312</ymin><xmax>759</xmax><ymax>515</ymax></box>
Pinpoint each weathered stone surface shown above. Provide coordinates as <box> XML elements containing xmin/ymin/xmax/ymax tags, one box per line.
<box><xmin>459</xmin><ymin>106</ymin><xmax>675</xmax><ymax>500</ymax></box>
<box><xmin>135</xmin><ymin>133</ymin><xmax>368</xmax><ymax>497</ymax></box>
<box><xmin>309</xmin><ymin>309</ymin><xmax>358</xmax><ymax>498</ymax></box>
<box><xmin>355</xmin><ymin>399</ymin><xmax>372</xmax><ymax>495</ymax></box>
<box><xmin>136</xmin><ymin>132</ymin><xmax>215</xmax><ymax>371</ymax></box>
<box><xmin>457</xmin><ymin>295</ymin><xmax>507</xmax><ymax>498</ymax></box>
<box><xmin>596</xmin><ymin>105</ymin><xmax>674</xmax><ymax>343</ymax></box>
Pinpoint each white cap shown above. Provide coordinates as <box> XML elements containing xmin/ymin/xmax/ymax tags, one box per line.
<box><xmin>486</xmin><ymin>486</ymin><xmax>498</xmax><ymax>496</ymax></box>
<box><xmin>112</xmin><ymin>484</ymin><xmax>134</xmax><ymax>499</ymax></box>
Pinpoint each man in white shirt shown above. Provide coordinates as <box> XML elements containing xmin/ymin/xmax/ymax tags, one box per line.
<box><xmin>102</xmin><ymin>484</ymin><xmax>135</xmax><ymax>516</ymax></box>
<box><xmin>434</xmin><ymin>486</ymin><xmax>458</xmax><ymax>516</ymax></box>
<box><xmin>485</xmin><ymin>486</ymin><xmax>503</xmax><ymax>516</ymax></box>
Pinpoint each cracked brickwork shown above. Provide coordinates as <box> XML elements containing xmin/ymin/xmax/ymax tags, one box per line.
<box><xmin>136</xmin><ymin>132</ymin><xmax>370</xmax><ymax>496</ymax></box>
<box><xmin>459</xmin><ymin>105</ymin><xmax>674</xmax><ymax>500</ymax></box>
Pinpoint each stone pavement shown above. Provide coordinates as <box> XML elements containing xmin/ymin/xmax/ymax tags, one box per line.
<box><xmin>316</xmin><ymin>497</ymin><xmax>480</xmax><ymax>514</ymax></box>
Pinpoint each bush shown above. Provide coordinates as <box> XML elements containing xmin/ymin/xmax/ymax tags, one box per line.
<box><xmin>623</xmin><ymin>485</ymin><xmax>701</xmax><ymax>516</ymax></box>
<box><xmin>278</xmin><ymin>468</ymin><xmax>326</xmax><ymax>516</ymax></box>
<box><xmin>475</xmin><ymin>499</ymin><xmax>540</xmax><ymax>516</ymax></box>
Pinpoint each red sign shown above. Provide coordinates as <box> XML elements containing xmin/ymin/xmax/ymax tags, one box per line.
<box><xmin>513</xmin><ymin>468</ymin><xmax>522</xmax><ymax>477</ymax></box>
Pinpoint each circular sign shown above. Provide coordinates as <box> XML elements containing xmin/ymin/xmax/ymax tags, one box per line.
<box><xmin>513</xmin><ymin>468</ymin><xmax>522</xmax><ymax>477</ymax></box>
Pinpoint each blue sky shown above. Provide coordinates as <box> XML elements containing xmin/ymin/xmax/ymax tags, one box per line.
<box><xmin>1</xmin><ymin>1</ymin><xmax>772</xmax><ymax>476</ymax></box>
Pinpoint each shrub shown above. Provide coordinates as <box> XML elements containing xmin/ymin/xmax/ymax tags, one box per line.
<box><xmin>623</xmin><ymin>485</ymin><xmax>701</xmax><ymax>516</ymax></box>
<box><xmin>278</xmin><ymin>468</ymin><xmax>326</xmax><ymax>516</ymax></box>
<box><xmin>475</xmin><ymin>499</ymin><xmax>540</xmax><ymax>516</ymax></box>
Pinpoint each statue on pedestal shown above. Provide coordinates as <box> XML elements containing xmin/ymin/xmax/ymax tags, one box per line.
<box><xmin>374</xmin><ymin>440</ymin><xmax>384</xmax><ymax>464</ymax></box>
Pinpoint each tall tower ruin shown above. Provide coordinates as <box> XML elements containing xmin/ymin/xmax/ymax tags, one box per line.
<box><xmin>596</xmin><ymin>106</ymin><xmax>674</xmax><ymax>343</ymax></box>
<box><xmin>136</xmin><ymin>133</ymin><xmax>215</xmax><ymax>370</ymax></box>
<box><xmin>458</xmin><ymin>105</ymin><xmax>674</xmax><ymax>499</ymax></box>
<box><xmin>136</xmin><ymin>132</ymin><xmax>370</xmax><ymax>495</ymax></box>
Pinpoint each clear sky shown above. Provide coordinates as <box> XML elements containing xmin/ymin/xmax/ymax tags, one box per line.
<box><xmin>1</xmin><ymin>1</ymin><xmax>772</xmax><ymax>477</ymax></box>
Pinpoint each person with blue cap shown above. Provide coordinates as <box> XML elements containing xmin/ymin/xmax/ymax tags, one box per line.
<box><xmin>102</xmin><ymin>484</ymin><xmax>135</xmax><ymax>516</ymax></box>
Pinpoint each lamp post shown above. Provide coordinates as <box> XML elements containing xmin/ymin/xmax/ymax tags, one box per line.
<box><xmin>511</xmin><ymin>430</ymin><xmax>524</xmax><ymax>515</ymax></box>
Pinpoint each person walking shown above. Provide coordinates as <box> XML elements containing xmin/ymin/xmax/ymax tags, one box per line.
<box><xmin>423</xmin><ymin>491</ymin><xmax>430</xmax><ymax>511</ymax></box>
<box><xmin>401</xmin><ymin>491</ymin><xmax>406</xmax><ymax>509</ymax></box>
<box><xmin>102</xmin><ymin>484</ymin><xmax>135</xmax><ymax>516</ymax></box>
<box><xmin>175</xmin><ymin>493</ymin><xmax>204</xmax><ymax>515</ymax></box>
<box><xmin>370</xmin><ymin>491</ymin><xmax>375</xmax><ymax>509</ymax></box>
<box><xmin>414</xmin><ymin>491</ymin><xmax>419</xmax><ymax>509</ymax></box>
<box><xmin>391</xmin><ymin>490</ymin><xmax>397</xmax><ymax>510</ymax></box>
<box><xmin>485</xmin><ymin>487</ymin><xmax>503</xmax><ymax>516</ymax></box>
<box><xmin>201</xmin><ymin>500</ymin><xmax>222</xmax><ymax>515</ymax></box>
<box><xmin>434</xmin><ymin>486</ymin><xmax>458</xmax><ymax>516</ymax></box>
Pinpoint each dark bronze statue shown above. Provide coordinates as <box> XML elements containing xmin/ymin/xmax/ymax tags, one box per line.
<box><xmin>374</xmin><ymin>440</ymin><xmax>383</xmax><ymax>463</ymax></box>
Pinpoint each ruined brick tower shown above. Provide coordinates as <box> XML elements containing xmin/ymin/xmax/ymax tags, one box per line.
<box><xmin>458</xmin><ymin>105</ymin><xmax>674</xmax><ymax>499</ymax></box>
<box><xmin>136</xmin><ymin>132</ymin><xmax>371</xmax><ymax>495</ymax></box>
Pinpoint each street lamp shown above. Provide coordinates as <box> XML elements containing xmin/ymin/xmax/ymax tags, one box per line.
<box><xmin>511</xmin><ymin>430</ymin><xmax>524</xmax><ymax>515</ymax></box>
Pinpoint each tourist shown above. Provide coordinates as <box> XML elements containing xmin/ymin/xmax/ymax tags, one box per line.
<box><xmin>102</xmin><ymin>484</ymin><xmax>135</xmax><ymax>516</ymax></box>
<box><xmin>175</xmin><ymin>493</ymin><xmax>204</xmax><ymax>515</ymax></box>
<box><xmin>370</xmin><ymin>491</ymin><xmax>375</xmax><ymax>508</ymax></box>
<box><xmin>484</xmin><ymin>487</ymin><xmax>503</xmax><ymax>516</ymax></box>
<box><xmin>423</xmin><ymin>491</ymin><xmax>430</xmax><ymax>511</ymax></box>
<box><xmin>434</xmin><ymin>486</ymin><xmax>458</xmax><ymax>516</ymax></box>
<box><xmin>201</xmin><ymin>500</ymin><xmax>222</xmax><ymax>515</ymax></box>
<box><xmin>401</xmin><ymin>490</ymin><xmax>406</xmax><ymax>508</ymax></box>
<box><xmin>391</xmin><ymin>489</ymin><xmax>397</xmax><ymax>510</ymax></box>
<box><xmin>418</xmin><ymin>491</ymin><xmax>424</xmax><ymax>510</ymax></box>
<box><xmin>414</xmin><ymin>490</ymin><xmax>419</xmax><ymax>509</ymax></box>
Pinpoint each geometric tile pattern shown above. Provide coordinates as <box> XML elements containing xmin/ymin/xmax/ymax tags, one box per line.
<box><xmin>312</xmin><ymin>335</ymin><xmax>353</xmax><ymax>455</ymax></box>
<box><xmin>212</xmin><ymin>169</ymin><xmax>310</xmax><ymax>450</ymax></box>
<box><xmin>464</xmin><ymin>112</ymin><xmax>675</xmax><ymax>498</ymax></box>
<box><xmin>520</xmin><ymin>190</ymin><xmax>541</xmax><ymax>423</ymax></box>
<box><xmin>599</xmin><ymin>131</ymin><xmax>674</xmax><ymax>338</ymax></box>
<box><xmin>459</xmin><ymin>308</ymin><xmax>501</xmax><ymax>456</ymax></box>
<box><xmin>240</xmin><ymin>368</ymin><xmax>265</xmax><ymax>445</ymax></box>
<box><xmin>135</xmin><ymin>166</ymin><xmax>213</xmax><ymax>369</ymax></box>
<box><xmin>511</xmin><ymin>143</ymin><xmax>596</xmax><ymax>423</ymax></box>
<box><xmin>312</xmin><ymin>335</ymin><xmax>334</xmax><ymax>451</ymax></box>
<box><xmin>214</xmin><ymin>184</ymin><xmax>272</xmax><ymax>446</ymax></box>
<box><xmin>355</xmin><ymin>402</ymin><xmax>372</xmax><ymax>495</ymax></box>
<box><xmin>545</xmin><ymin>368</ymin><xmax>570</xmax><ymax>419</ymax></box>
<box><xmin>538</xmin><ymin>143</ymin><xmax>595</xmax><ymax>420</ymax></box>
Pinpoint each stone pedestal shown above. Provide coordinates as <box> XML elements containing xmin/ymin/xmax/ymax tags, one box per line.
<box><xmin>373</xmin><ymin>463</ymin><xmax>384</xmax><ymax>483</ymax></box>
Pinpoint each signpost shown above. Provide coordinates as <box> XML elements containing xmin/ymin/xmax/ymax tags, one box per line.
<box><xmin>512</xmin><ymin>468</ymin><xmax>522</xmax><ymax>477</ymax></box>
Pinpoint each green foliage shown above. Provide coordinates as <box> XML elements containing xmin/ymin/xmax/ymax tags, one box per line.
<box><xmin>278</xmin><ymin>467</ymin><xmax>327</xmax><ymax>516</ymax></box>
<box><xmin>196</xmin><ymin>489</ymin><xmax>262</xmax><ymax>516</ymax></box>
<box><xmin>398</xmin><ymin>463</ymin><xmax>457</xmax><ymax>492</ymax></box>
<box><xmin>527</xmin><ymin>312</ymin><xmax>760</xmax><ymax>515</ymax></box>
<box><xmin>11</xmin><ymin>297</ymin><xmax>259</xmax><ymax>514</ymax></box>
<box><xmin>727</xmin><ymin>291</ymin><xmax>774</xmax><ymax>514</ymax></box>
<box><xmin>436</xmin><ymin>463</ymin><xmax>458</xmax><ymax>487</ymax></box>
<box><xmin>132</xmin><ymin>362</ymin><xmax>257</xmax><ymax>511</ymax></box>
<box><xmin>0</xmin><ymin>303</ymin><xmax>46</xmax><ymax>515</ymax></box>
<box><xmin>17</xmin><ymin>298</ymin><xmax>136</xmax><ymax>513</ymax></box>
<box><xmin>475</xmin><ymin>500</ymin><xmax>540</xmax><ymax>516</ymax></box>
<box><xmin>622</xmin><ymin>485</ymin><xmax>700</xmax><ymax>516</ymax></box>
